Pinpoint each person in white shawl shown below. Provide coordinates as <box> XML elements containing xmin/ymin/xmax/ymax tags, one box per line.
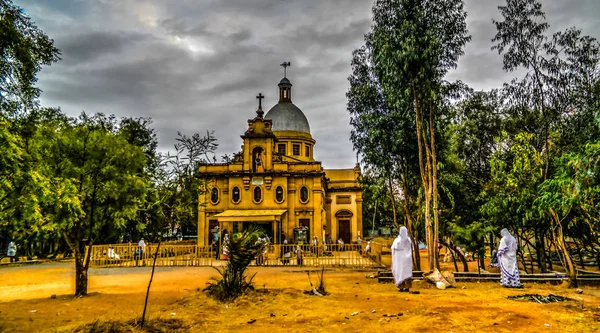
<box><xmin>391</xmin><ymin>227</ymin><xmax>413</xmax><ymax>292</ymax></box>
<box><xmin>497</xmin><ymin>228</ymin><xmax>522</xmax><ymax>288</ymax></box>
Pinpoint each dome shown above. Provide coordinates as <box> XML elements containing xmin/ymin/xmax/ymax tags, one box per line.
<box><xmin>265</xmin><ymin>102</ymin><xmax>311</xmax><ymax>134</ymax></box>
<box><xmin>279</xmin><ymin>77</ymin><xmax>292</xmax><ymax>86</ymax></box>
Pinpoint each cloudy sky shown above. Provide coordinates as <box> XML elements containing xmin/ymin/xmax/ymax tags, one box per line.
<box><xmin>18</xmin><ymin>0</ymin><xmax>600</xmax><ymax>168</ymax></box>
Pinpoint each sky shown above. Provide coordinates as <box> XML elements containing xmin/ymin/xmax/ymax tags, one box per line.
<box><xmin>17</xmin><ymin>0</ymin><xmax>600</xmax><ymax>169</ymax></box>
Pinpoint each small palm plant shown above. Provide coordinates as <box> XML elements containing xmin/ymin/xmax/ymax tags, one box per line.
<box><xmin>204</xmin><ymin>226</ymin><xmax>266</xmax><ymax>301</ymax></box>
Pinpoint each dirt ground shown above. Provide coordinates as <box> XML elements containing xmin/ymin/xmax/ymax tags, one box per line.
<box><xmin>0</xmin><ymin>262</ymin><xmax>599</xmax><ymax>333</ymax></box>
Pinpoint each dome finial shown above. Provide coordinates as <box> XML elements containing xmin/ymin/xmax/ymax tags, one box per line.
<box><xmin>280</xmin><ymin>61</ymin><xmax>291</xmax><ymax>77</ymax></box>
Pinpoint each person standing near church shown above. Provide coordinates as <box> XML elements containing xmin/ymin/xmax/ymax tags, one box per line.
<box><xmin>7</xmin><ymin>241</ymin><xmax>17</xmax><ymax>263</ymax></box>
<box><xmin>498</xmin><ymin>228</ymin><xmax>522</xmax><ymax>288</ymax></box>
<box><xmin>391</xmin><ymin>227</ymin><xmax>413</xmax><ymax>292</ymax></box>
<box><xmin>295</xmin><ymin>245</ymin><xmax>303</xmax><ymax>266</ymax></box>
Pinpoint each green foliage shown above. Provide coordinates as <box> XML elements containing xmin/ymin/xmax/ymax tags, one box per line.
<box><xmin>204</xmin><ymin>227</ymin><xmax>266</xmax><ymax>302</ymax></box>
<box><xmin>0</xmin><ymin>0</ymin><xmax>60</xmax><ymax>115</ymax></box>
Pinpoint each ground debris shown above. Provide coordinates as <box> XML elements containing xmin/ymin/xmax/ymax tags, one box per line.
<box><xmin>507</xmin><ymin>294</ymin><xmax>574</xmax><ymax>304</ymax></box>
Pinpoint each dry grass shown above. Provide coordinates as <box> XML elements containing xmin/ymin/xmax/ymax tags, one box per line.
<box><xmin>70</xmin><ymin>317</ymin><xmax>186</xmax><ymax>333</ymax></box>
<box><xmin>0</xmin><ymin>263</ymin><xmax>599</xmax><ymax>332</ymax></box>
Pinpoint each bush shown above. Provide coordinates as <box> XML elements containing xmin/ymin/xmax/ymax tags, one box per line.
<box><xmin>204</xmin><ymin>227</ymin><xmax>266</xmax><ymax>302</ymax></box>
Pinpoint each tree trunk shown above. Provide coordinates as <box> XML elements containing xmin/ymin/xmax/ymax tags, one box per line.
<box><xmin>478</xmin><ymin>249</ymin><xmax>485</xmax><ymax>269</ymax></box>
<box><xmin>412</xmin><ymin>233</ymin><xmax>421</xmax><ymax>271</ymax></box>
<box><xmin>429</xmin><ymin>104</ymin><xmax>440</xmax><ymax>271</ymax></box>
<box><xmin>549</xmin><ymin>209</ymin><xmax>577</xmax><ymax>287</ymax></box>
<box><xmin>402</xmin><ymin>193</ymin><xmax>420</xmax><ymax>270</ymax></box>
<box><xmin>387</xmin><ymin>175</ymin><xmax>398</xmax><ymax>229</ymax></box>
<box><xmin>413</xmin><ymin>88</ymin><xmax>434</xmax><ymax>272</ymax></box>
<box><xmin>450</xmin><ymin>246</ymin><xmax>459</xmax><ymax>272</ymax></box>
<box><xmin>74</xmin><ymin>247</ymin><xmax>88</xmax><ymax>296</ymax></box>
<box><xmin>535</xmin><ymin>228</ymin><xmax>548</xmax><ymax>273</ymax></box>
<box><xmin>141</xmin><ymin>241</ymin><xmax>161</xmax><ymax>327</ymax></box>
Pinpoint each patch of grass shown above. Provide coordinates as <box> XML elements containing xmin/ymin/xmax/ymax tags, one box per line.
<box><xmin>71</xmin><ymin>317</ymin><xmax>187</xmax><ymax>333</ymax></box>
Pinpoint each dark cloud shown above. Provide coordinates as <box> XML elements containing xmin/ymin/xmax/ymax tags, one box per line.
<box><xmin>18</xmin><ymin>0</ymin><xmax>600</xmax><ymax>168</ymax></box>
<box><xmin>58</xmin><ymin>31</ymin><xmax>151</xmax><ymax>64</ymax></box>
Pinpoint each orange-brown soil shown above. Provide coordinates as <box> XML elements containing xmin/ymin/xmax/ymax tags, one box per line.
<box><xmin>0</xmin><ymin>262</ymin><xmax>599</xmax><ymax>332</ymax></box>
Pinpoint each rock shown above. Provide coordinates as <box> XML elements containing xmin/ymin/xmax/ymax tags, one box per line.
<box><xmin>50</xmin><ymin>294</ymin><xmax>56</xmax><ymax>299</ymax></box>
<box><xmin>29</xmin><ymin>310</ymin><xmax>37</xmax><ymax>313</ymax></box>
<box><xmin>372</xmin><ymin>310</ymin><xmax>376</xmax><ymax>313</ymax></box>
<box><xmin>170</xmin><ymin>313</ymin><xmax>176</xmax><ymax>316</ymax></box>
<box><xmin>248</xmin><ymin>319</ymin><xmax>256</xmax><ymax>324</ymax></box>
<box><xmin>351</xmin><ymin>312</ymin><xmax>359</xmax><ymax>316</ymax></box>
<box><xmin>366</xmin><ymin>274</ymin><xmax>375</xmax><ymax>279</ymax></box>
<box><xmin>462</xmin><ymin>286</ymin><xmax>466</xmax><ymax>289</ymax></box>
<box><xmin>576</xmin><ymin>289</ymin><xmax>583</xmax><ymax>294</ymax></box>
<box><xmin>544</xmin><ymin>324</ymin><xmax>550</xmax><ymax>327</ymax></box>
<box><xmin>270</xmin><ymin>313</ymin><xmax>276</xmax><ymax>317</ymax></box>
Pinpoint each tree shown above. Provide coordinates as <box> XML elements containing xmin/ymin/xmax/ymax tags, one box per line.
<box><xmin>0</xmin><ymin>0</ymin><xmax>60</xmax><ymax>116</ymax></box>
<box><xmin>368</xmin><ymin>0</ymin><xmax>471</xmax><ymax>271</ymax></box>
<box><xmin>490</xmin><ymin>0</ymin><xmax>600</xmax><ymax>273</ymax></box>
<box><xmin>41</xmin><ymin>113</ymin><xmax>148</xmax><ymax>295</ymax></box>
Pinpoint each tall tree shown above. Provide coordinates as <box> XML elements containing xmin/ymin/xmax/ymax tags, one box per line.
<box><xmin>368</xmin><ymin>0</ymin><xmax>470</xmax><ymax>271</ymax></box>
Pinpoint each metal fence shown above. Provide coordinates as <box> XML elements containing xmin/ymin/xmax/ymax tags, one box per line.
<box><xmin>89</xmin><ymin>244</ymin><xmax>214</xmax><ymax>267</ymax></box>
<box><xmin>89</xmin><ymin>242</ymin><xmax>381</xmax><ymax>268</ymax></box>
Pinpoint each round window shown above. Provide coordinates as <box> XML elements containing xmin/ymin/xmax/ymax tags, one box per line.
<box><xmin>300</xmin><ymin>186</ymin><xmax>309</xmax><ymax>203</ymax></box>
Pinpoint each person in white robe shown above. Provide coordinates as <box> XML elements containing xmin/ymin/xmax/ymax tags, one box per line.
<box><xmin>497</xmin><ymin>228</ymin><xmax>522</xmax><ymax>288</ymax></box>
<box><xmin>391</xmin><ymin>227</ymin><xmax>413</xmax><ymax>292</ymax></box>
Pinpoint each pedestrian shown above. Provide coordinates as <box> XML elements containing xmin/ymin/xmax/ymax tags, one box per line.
<box><xmin>295</xmin><ymin>245</ymin><xmax>303</xmax><ymax>266</ymax></box>
<box><xmin>7</xmin><ymin>241</ymin><xmax>17</xmax><ymax>263</ymax></box>
<box><xmin>364</xmin><ymin>241</ymin><xmax>371</xmax><ymax>256</ymax></box>
<box><xmin>498</xmin><ymin>229</ymin><xmax>522</xmax><ymax>288</ymax></box>
<box><xmin>490</xmin><ymin>249</ymin><xmax>499</xmax><ymax>267</ymax></box>
<box><xmin>222</xmin><ymin>232</ymin><xmax>229</xmax><ymax>260</ymax></box>
<box><xmin>391</xmin><ymin>227</ymin><xmax>413</xmax><ymax>292</ymax></box>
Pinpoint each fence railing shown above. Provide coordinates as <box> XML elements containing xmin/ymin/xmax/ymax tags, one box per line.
<box><xmin>89</xmin><ymin>243</ymin><xmax>380</xmax><ymax>268</ymax></box>
<box><xmin>89</xmin><ymin>244</ymin><xmax>214</xmax><ymax>267</ymax></box>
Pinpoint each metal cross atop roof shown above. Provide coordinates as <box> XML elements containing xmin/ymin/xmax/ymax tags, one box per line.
<box><xmin>280</xmin><ymin>61</ymin><xmax>291</xmax><ymax>77</ymax></box>
<box><xmin>256</xmin><ymin>93</ymin><xmax>265</xmax><ymax>109</ymax></box>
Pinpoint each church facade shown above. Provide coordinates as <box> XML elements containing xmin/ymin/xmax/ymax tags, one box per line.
<box><xmin>197</xmin><ymin>71</ymin><xmax>363</xmax><ymax>247</ymax></box>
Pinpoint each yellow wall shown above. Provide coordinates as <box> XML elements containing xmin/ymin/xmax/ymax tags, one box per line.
<box><xmin>197</xmin><ymin>115</ymin><xmax>362</xmax><ymax>246</ymax></box>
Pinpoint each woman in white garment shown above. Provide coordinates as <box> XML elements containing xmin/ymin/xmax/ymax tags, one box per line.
<box><xmin>497</xmin><ymin>228</ymin><xmax>522</xmax><ymax>288</ymax></box>
<box><xmin>391</xmin><ymin>227</ymin><xmax>413</xmax><ymax>292</ymax></box>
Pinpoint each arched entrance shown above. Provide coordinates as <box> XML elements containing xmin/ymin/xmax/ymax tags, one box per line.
<box><xmin>335</xmin><ymin>210</ymin><xmax>353</xmax><ymax>244</ymax></box>
<box><xmin>252</xmin><ymin>147</ymin><xmax>264</xmax><ymax>172</ymax></box>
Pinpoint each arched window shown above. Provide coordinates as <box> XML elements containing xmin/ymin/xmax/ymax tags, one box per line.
<box><xmin>232</xmin><ymin>186</ymin><xmax>241</xmax><ymax>204</ymax></box>
<box><xmin>253</xmin><ymin>186</ymin><xmax>262</xmax><ymax>203</ymax></box>
<box><xmin>210</xmin><ymin>188</ymin><xmax>219</xmax><ymax>204</ymax></box>
<box><xmin>275</xmin><ymin>186</ymin><xmax>284</xmax><ymax>203</ymax></box>
<box><xmin>300</xmin><ymin>186</ymin><xmax>309</xmax><ymax>203</ymax></box>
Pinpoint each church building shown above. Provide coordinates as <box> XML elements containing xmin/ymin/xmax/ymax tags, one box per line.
<box><xmin>197</xmin><ymin>66</ymin><xmax>363</xmax><ymax>246</ymax></box>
